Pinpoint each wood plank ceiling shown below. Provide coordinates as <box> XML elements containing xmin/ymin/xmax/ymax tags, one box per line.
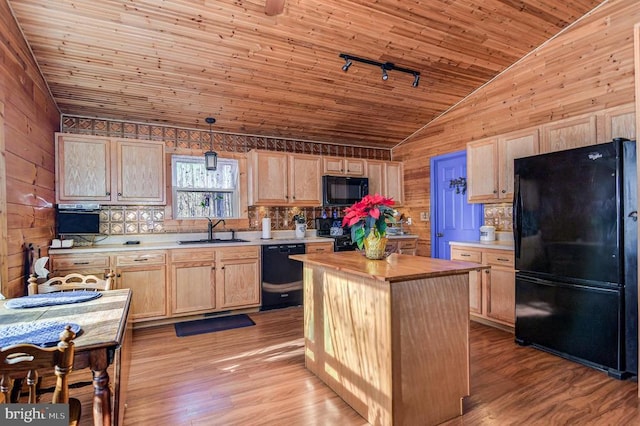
<box><xmin>7</xmin><ymin>0</ymin><xmax>606</xmax><ymax>149</ymax></box>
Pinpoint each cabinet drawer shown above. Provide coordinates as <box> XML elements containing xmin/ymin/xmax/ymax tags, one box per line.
<box><xmin>52</xmin><ymin>254</ymin><xmax>110</xmax><ymax>270</ymax></box>
<box><xmin>217</xmin><ymin>246</ymin><xmax>259</xmax><ymax>260</ymax></box>
<box><xmin>171</xmin><ymin>248</ymin><xmax>216</xmax><ymax>262</ymax></box>
<box><xmin>484</xmin><ymin>251</ymin><xmax>515</xmax><ymax>267</ymax></box>
<box><xmin>306</xmin><ymin>242</ymin><xmax>334</xmax><ymax>253</ymax></box>
<box><xmin>451</xmin><ymin>248</ymin><xmax>481</xmax><ymax>263</ymax></box>
<box><xmin>115</xmin><ymin>251</ymin><xmax>166</xmax><ymax>266</ymax></box>
<box><xmin>399</xmin><ymin>239</ymin><xmax>417</xmax><ymax>249</ymax></box>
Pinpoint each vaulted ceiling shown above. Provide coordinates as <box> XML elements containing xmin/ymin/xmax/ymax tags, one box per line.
<box><xmin>7</xmin><ymin>0</ymin><xmax>606</xmax><ymax>149</ymax></box>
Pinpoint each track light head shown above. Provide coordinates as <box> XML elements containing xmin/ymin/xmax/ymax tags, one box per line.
<box><xmin>412</xmin><ymin>73</ymin><xmax>420</xmax><ymax>87</ymax></box>
<box><xmin>381</xmin><ymin>66</ymin><xmax>388</xmax><ymax>81</ymax></box>
<box><xmin>342</xmin><ymin>59</ymin><xmax>352</xmax><ymax>72</ymax></box>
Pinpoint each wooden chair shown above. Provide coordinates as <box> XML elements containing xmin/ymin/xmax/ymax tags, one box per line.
<box><xmin>0</xmin><ymin>325</ymin><xmax>81</xmax><ymax>425</ymax></box>
<box><xmin>28</xmin><ymin>271</ymin><xmax>115</xmax><ymax>295</ymax></box>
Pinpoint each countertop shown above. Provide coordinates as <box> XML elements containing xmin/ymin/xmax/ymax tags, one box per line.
<box><xmin>290</xmin><ymin>251</ymin><xmax>486</xmax><ymax>283</ymax></box>
<box><xmin>48</xmin><ymin>231</ymin><xmax>419</xmax><ymax>255</ymax></box>
<box><xmin>449</xmin><ymin>240</ymin><xmax>514</xmax><ymax>251</ymax></box>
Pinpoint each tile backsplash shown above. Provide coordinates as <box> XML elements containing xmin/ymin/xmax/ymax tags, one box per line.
<box><xmin>484</xmin><ymin>204</ymin><xmax>513</xmax><ymax>231</ymax></box>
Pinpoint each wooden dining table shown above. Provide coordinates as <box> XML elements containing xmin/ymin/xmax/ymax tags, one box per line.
<box><xmin>0</xmin><ymin>288</ymin><xmax>132</xmax><ymax>426</ymax></box>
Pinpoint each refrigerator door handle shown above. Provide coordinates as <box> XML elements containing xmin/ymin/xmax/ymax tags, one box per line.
<box><xmin>513</xmin><ymin>174</ymin><xmax>522</xmax><ymax>259</ymax></box>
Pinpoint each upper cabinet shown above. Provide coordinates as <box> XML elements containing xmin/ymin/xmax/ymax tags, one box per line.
<box><xmin>247</xmin><ymin>150</ymin><xmax>322</xmax><ymax>206</ymax></box>
<box><xmin>600</xmin><ymin>104</ymin><xmax>636</xmax><ymax>141</ymax></box>
<box><xmin>467</xmin><ymin>128</ymin><xmax>539</xmax><ymax>203</ymax></box>
<box><xmin>367</xmin><ymin>160</ymin><xmax>404</xmax><ymax>206</ymax></box>
<box><xmin>55</xmin><ymin>133</ymin><xmax>165</xmax><ymax>205</ymax></box>
<box><xmin>540</xmin><ymin>115</ymin><xmax>597</xmax><ymax>153</ymax></box>
<box><xmin>323</xmin><ymin>157</ymin><xmax>366</xmax><ymax>176</ymax></box>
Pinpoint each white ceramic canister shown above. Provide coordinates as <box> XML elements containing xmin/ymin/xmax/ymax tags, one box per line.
<box><xmin>295</xmin><ymin>222</ymin><xmax>307</xmax><ymax>239</ymax></box>
<box><xmin>479</xmin><ymin>225</ymin><xmax>496</xmax><ymax>242</ymax></box>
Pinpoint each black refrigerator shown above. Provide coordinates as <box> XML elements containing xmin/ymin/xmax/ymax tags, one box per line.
<box><xmin>513</xmin><ymin>139</ymin><xmax>638</xmax><ymax>379</ymax></box>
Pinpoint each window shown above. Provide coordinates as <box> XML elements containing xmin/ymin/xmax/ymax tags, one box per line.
<box><xmin>172</xmin><ymin>155</ymin><xmax>240</xmax><ymax>219</ymax></box>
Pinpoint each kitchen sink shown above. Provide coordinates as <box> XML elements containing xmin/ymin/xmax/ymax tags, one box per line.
<box><xmin>178</xmin><ymin>238</ymin><xmax>249</xmax><ymax>244</ymax></box>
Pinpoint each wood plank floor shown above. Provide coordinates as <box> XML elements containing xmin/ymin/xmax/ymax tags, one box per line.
<box><xmin>69</xmin><ymin>307</ymin><xmax>640</xmax><ymax>425</ymax></box>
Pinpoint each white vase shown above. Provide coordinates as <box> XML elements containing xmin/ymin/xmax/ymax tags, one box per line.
<box><xmin>295</xmin><ymin>223</ymin><xmax>306</xmax><ymax>239</ymax></box>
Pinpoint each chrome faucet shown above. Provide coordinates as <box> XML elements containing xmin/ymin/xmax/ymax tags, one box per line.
<box><xmin>207</xmin><ymin>218</ymin><xmax>226</xmax><ymax>240</ymax></box>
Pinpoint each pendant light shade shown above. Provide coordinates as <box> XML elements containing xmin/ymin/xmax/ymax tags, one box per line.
<box><xmin>204</xmin><ymin>117</ymin><xmax>217</xmax><ymax>171</ymax></box>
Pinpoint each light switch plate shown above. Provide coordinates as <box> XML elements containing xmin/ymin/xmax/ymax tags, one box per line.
<box><xmin>420</xmin><ymin>211</ymin><xmax>429</xmax><ymax>221</ymax></box>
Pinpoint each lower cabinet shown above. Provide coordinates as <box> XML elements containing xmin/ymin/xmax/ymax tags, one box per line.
<box><xmin>387</xmin><ymin>237</ymin><xmax>417</xmax><ymax>255</ymax></box>
<box><xmin>114</xmin><ymin>251</ymin><xmax>167</xmax><ymax>321</ymax></box>
<box><xmin>170</xmin><ymin>246</ymin><xmax>261</xmax><ymax>317</ymax></box>
<box><xmin>216</xmin><ymin>247</ymin><xmax>260</xmax><ymax>309</ymax></box>
<box><xmin>306</xmin><ymin>241</ymin><xmax>334</xmax><ymax>253</ymax></box>
<box><xmin>170</xmin><ymin>248</ymin><xmax>217</xmax><ymax>316</ymax></box>
<box><xmin>50</xmin><ymin>253</ymin><xmax>111</xmax><ymax>278</ymax></box>
<box><xmin>450</xmin><ymin>245</ymin><xmax>515</xmax><ymax>327</ymax></box>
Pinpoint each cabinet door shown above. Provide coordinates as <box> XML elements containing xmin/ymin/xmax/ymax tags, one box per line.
<box><xmin>323</xmin><ymin>157</ymin><xmax>344</xmax><ymax>175</ymax></box>
<box><xmin>498</xmin><ymin>129</ymin><xmax>539</xmax><ymax>200</ymax></box>
<box><xmin>56</xmin><ymin>134</ymin><xmax>111</xmax><ymax>202</ymax></box>
<box><xmin>541</xmin><ymin>115</ymin><xmax>597</xmax><ymax>153</ymax></box>
<box><xmin>171</xmin><ymin>261</ymin><xmax>216</xmax><ymax>315</ymax></box>
<box><xmin>115</xmin><ymin>140</ymin><xmax>165</xmax><ymax>204</ymax></box>
<box><xmin>217</xmin><ymin>257</ymin><xmax>260</xmax><ymax>309</ymax></box>
<box><xmin>469</xmin><ymin>269</ymin><xmax>483</xmax><ymax>315</ymax></box>
<box><xmin>289</xmin><ymin>154</ymin><xmax>321</xmax><ymax>205</ymax></box>
<box><xmin>398</xmin><ymin>239</ymin><xmax>417</xmax><ymax>255</ymax></box>
<box><xmin>385</xmin><ymin>162</ymin><xmax>404</xmax><ymax>205</ymax></box>
<box><xmin>486</xmin><ymin>267</ymin><xmax>515</xmax><ymax>325</ymax></box>
<box><xmin>117</xmin><ymin>264</ymin><xmax>167</xmax><ymax>320</ymax></box>
<box><xmin>248</xmin><ymin>151</ymin><xmax>289</xmax><ymax>205</ymax></box>
<box><xmin>345</xmin><ymin>159</ymin><xmax>366</xmax><ymax>176</ymax></box>
<box><xmin>601</xmin><ymin>104</ymin><xmax>635</xmax><ymax>141</ymax></box>
<box><xmin>467</xmin><ymin>138</ymin><xmax>498</xmax><ymax>202</ymax></box>
<box><xmin>366</xmin><ymin>160</ymin><xmax>385</xmax><ymax>196</ymax></box>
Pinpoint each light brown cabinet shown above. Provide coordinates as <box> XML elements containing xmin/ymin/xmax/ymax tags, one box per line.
<box><xmin>247</xmin><ymin>150</ymin><xmax>322</xmax><ymax>206</ymax></box>
<box><xmin>322</xmin><ymin>157</ymin><xmax>366</xmax><ymax>176</ymax></box>
<box><xmin>50</xmin><ymin>252</ymin><xmax>111</xmax><ymax>278</ymax></box>
<box><xmin>450</xmin><ymin>244</ymin><xmax>515</xmax><ymax>327</ymax></box>
<box><xmin>114</xmin><ymin>251</ymin><xmax>167</xmax><ymax>321</ymax></box>
<box><xmin>216</xmin><ymin>247</ymin><xmax>260</xmax><ymax>309</ymax></box>
<box><xmin>467</xmin><ymin>128</ymin><xmax>539</xmax><ymax>203</ymax></box>
<box><xmin>170</xmin><ymin>248</ymin><xmax>217</xmax><ymax>316</ymax></box>
<box><xmin>540</xmin><ymin>114</ymin><xmax>597</xmax><ymax>153</ymax></box>
<box><xmin>366</xmin><ymin>160</ymin><xmax>404</xmax><ymax>205</ymax></box>
<box><xmin>600</xmin><ymin>103</ymin><xmax>636</xmax><ymax>141</ymax></box>
<box><xmin>386</xmin><ymin>237</ymin><xmax>417</xmax><ymax>255</ymax></box>
<box><xmin>55</xmin><ymin>133</ymin><xmax>165</xmax><ymax>205</ymax></box>
<box><xmin>306</xmin><ymin>241</ymin><xmax>334</xmax><ymax>253</ymax></box>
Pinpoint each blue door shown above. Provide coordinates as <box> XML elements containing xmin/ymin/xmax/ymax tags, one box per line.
<box><xmin>431</xmin><ymin>150</ymin><xmax>483</xmax><ymax>259</ymax></box>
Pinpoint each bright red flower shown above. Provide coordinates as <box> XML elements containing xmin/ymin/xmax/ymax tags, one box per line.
<box><xmin>342</xmin><ymin>194</ymin><xmax>396</xmax><ymax>249</ymax></box>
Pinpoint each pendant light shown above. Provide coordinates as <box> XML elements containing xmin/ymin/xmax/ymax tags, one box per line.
<box><xmin>204</xmin><ymin>117</ymin><xmax>217</xmax><ymax>170</ymax></box>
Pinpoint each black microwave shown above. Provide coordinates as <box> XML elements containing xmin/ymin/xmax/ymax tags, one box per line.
<box><xmin>322</xmin><ymin>176</ymin><xmax>368</xmax><ymax>206</ymax></box>
<box><xmin>56</xmin><ymin>204</ymin><xmax>101</xmax><ymax>235</ymax></box>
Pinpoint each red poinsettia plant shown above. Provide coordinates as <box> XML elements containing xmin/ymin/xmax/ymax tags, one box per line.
<box><xmin>342</xmin><ymin>194</ymin><xmax>396</xmax><ymax>249</ymax></box>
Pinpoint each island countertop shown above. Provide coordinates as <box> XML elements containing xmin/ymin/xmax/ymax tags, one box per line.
<box><xmin>290</xmin><ymin>251</ymin><xmax>485</xmax><ymax>283</ymax></box>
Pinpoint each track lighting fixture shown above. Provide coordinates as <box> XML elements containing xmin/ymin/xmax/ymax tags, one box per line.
<box><xmin>204</xmin><ymin>116</ymin><xmax>217</xmax><ymax>171</ymax></box>
<box><xmin>381</xmin><ymin>66</ymin><xmax>388</xmax><ymax>81</ymax></box>
<box><xmin>339</xmin><ymin>53</ymin><xmax>420</xmax><ymax>87</ymax></box>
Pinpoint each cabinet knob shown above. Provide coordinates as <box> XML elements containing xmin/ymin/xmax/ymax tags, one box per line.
<box><xmin>493</xmin><ymin>190</ymin><xmax>498</xmax><ymax>194</ymax></box>
<box><xmin>501</xmin><ymin>189</ymin><xmax>506</xmax><ymax>194</ymax></box>
<box><xmin>117</xmin><ymin>273</ymin><xmax>122</xmax><ymax>278</ymax></box>
<box><xmin>484</xmin><ymin>270</ymin><xmax>490</xmax><ymax>274</ymax></box>
<box><xmin>106</xmin><ymin>192</ymin><xmax>111</xmax><ymax>196</ymax></box>
<box><xmin>118</xmin><ymin>192</ymin><xmax>122</xmax><ymax>196</ymax></box>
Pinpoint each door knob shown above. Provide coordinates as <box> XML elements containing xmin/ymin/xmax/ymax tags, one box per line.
<box><xmin>436</xmin><ymin>232</ymin><xmax>444</xmax><ymax>237</ymax></box>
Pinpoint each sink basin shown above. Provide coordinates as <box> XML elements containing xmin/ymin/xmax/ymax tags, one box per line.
<box><xmin>178</xmin><ymin>238</ymin><xmax>249</xmax><ymax>245</ymax></box>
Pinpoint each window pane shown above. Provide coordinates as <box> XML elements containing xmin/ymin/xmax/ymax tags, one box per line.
<box><xmin>172</xmin><ymin>155</ymin><xmax>239</xmax><ymax>219</ymax></box>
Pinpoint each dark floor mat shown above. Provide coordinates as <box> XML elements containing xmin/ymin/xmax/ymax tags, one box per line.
<box><xmin>174</xmin><ymin>314</ymin><xmax>255</xmax><ymax>337</ymax></box>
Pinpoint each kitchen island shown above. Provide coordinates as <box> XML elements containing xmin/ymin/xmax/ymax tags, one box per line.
<box><xmin>290</xmin><ymin>251</ymin><xmax>487</xmax><ymax>426</ymax></box>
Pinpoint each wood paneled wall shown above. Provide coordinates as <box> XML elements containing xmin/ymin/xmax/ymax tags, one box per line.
<box><xmin>0</xmin><ymin>0</ymin><xmax>59</xmax><ymax>297</ymax></box>
<box><xmin>393</xmin><ymin>0</ymin><xmax>640</xmax><ymax>256</ymax></box>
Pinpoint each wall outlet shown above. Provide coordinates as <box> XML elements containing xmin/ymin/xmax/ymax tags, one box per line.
<box><xmin>406</xmin><ymin>217</ymin><xmax>412</xmax><ymax>225</ymax></box>
<box><xmin>420</xmin><ymin>211</ymin><xmax>429</xmax><ymax>221</ymax></box>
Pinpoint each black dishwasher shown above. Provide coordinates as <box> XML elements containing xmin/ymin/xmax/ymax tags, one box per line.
<box><xmin>261</xmin><ymin>243</ymin><xmax>306</xmax><ymax>310</ymax></box>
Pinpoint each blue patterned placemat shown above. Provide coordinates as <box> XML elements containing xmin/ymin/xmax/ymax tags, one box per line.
<box><xmin>0</xmin><ymin>321</ymin><xmax>82</xmax><ymax>348</ymax></box>
<box><xmin>5</xmin><ymin>290</ymin><xmax>102</xmax><ymax>309</ymax></box>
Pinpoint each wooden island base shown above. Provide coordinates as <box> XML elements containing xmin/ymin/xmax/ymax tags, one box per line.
<box><xmin>291</xmin><ymin>252</ymin><xmax>485</xmax><ymax>426</ymax></box>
